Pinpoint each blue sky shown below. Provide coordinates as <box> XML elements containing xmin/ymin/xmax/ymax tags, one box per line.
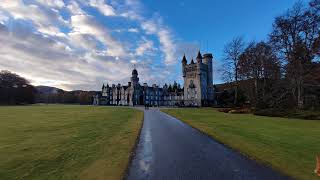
<box><xmin>0</xmin><ymin>0</ymin><xmax>306</xmax><ymax>90</ymax></box>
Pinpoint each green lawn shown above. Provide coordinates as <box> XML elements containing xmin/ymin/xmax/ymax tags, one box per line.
<box><xmin>162</xmin><ymin>108</ymin><xmax>320</xmax><ymax>180</ymax></box>
<box><xmin>0</xmin><ymin>105</ymin><xmax>143</xmax><ymax>180</ymax></box>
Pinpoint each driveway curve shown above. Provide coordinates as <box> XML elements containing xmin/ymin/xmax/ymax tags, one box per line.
<box><xmin>126</xmin><ymin>108</ymin><xmax>290</xmax><ymax>180</ymax></box>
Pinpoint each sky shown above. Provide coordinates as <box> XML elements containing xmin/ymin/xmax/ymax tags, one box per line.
<box><xmin>0</xmin><ymin>0</ymin><xmax>307</xmax><ymax>91</ymax></box>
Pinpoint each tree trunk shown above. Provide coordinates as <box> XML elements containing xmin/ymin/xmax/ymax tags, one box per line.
<box><xmin>254</xmin><ymin>78</ymin><xmax>258</xmax><ymax>104</ymax></box>
<box><xmin>234</xmin><ymin>64</ymin><xmax>239</xmax><ymax>106</ymax></box>
<box><xmin>297</xmin><ymin>75</ymin><xmax>304</xmax><ymax>109</ymax></box>
<box><xmin>234</xmin><ymin>85</ymin><xmax>238</xmax><ymax>106</ymax></box>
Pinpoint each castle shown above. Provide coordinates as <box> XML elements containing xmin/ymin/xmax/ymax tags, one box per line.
<box><xmin>93</xmin><ymin>51</ymin><xmax>214</xmax><ymax>107</ymax></box>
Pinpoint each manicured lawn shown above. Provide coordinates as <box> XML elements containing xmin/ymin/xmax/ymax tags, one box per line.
<box><xmin>0</xmin><ymin>105</ymin><xmax>143</xmax><ymax>180</ymax></box>
<box><xmin>162</xmin><ymin>108</ymin><xmax>320</xmax><ymax>180</ymax></box>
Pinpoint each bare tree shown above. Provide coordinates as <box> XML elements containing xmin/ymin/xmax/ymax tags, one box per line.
<box><xmin>238</xmin><ymin>41</ymin><xmax>281</xmax><ymax>106</ymax></box>
<box><xmin>270</xmin><ymin>1</ymin><xmax>319</xmax><ymax>109</ymax></box>
<box><xmin>222</xmin><ymin>37</ymin><xmax>245</xmax><ymax>105</ymax></box>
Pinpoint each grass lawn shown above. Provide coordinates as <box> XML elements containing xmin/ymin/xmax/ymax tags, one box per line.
<box><xmin>0</xmin><ymin>105</ymin><xmax>143</xmax><ymax>180</ymax></box>
<box><xmin>162</xmin><ymin>108</ymin><xmax>320</xmax><ymax>180</ymax></box>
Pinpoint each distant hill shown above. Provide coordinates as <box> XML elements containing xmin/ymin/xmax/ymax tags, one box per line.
<box><xmin>35</xmin><ymin>86</ymin><xmax>64</xmax><ymax>95</ymax></box>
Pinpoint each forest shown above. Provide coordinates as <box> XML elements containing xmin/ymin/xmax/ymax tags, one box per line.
<box><xmin>216</xmin><ymin>0</ymin><xmax>319</xmax><ymax>115</ymax></box>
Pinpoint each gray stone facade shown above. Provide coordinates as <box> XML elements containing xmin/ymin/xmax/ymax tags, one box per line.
<box><xmin>182</xmin><ymin>51</ymin><xmax>214</xmax><ymax>106</ymax></box>
<box><xmin>93</xmin><ymin>51</ymin><xmax>214</xmax><ymax>107</ymax></box>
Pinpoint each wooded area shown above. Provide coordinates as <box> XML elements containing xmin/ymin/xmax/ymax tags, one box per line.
<box><xmin>0</xmin><ymin>70</ymin><xmax>95</xmax><ymax>105</ymax></box>
<box><xmin>0</xmin><ymin>70</ymin><xmax>36</xmax><ymax>105</ymax></box>
<box><xmin>219</xmin><ymin>0</ymin><xmax>320</xmax><ymax>111</ymax></box>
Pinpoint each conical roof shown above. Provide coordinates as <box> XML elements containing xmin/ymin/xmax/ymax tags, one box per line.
<box><xmin>182</xmin><ymin>54</ymin><xmax>187</xmax><ymax>63</ymax></box>
<box><xmin>196</xmin><ymin>50</ymin><xmax>202</xmax><ymax>59</ymax></box>
<box><xmin>132</xmin><ymin>69</ymin><xmax>138</xmax><ymax>75</ymax></box>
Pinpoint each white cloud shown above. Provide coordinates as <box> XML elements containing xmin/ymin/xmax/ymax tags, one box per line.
<box><xmin>36</xmin><ymin>0</ymin><xmax>65</xmax><ymax>9</ymax></box>
<box><xmin>142</xmin><ymin>19</ymin><xmax>177</xmax><ymax>65</ymax></box>
<box><xmin>0</xmin><ymin>23</ymin><xmax>131</xmax><ymax>90</ymax></box>
<box><xmin>128</xmin><ymin>28</ymin><xmax>139</xmax><ymax>33</ymax></box>
<box><xmin>0</xmin><ymin>11</ymin><xmax>8</xmax><ymax>24</ymax></box>
<box><xmin>89</xmin><ymin>0</ymin><xmax>116</xmax><ymax>16</ymax></box>
<box><xmin>0</xmin><ymin>0</ymin><xmax>68</xmax><ymax>36</ymax></box>
<box><xmin>0</xmin><ymin>0</ymin><xmax>182</xmax><ymax>90</ymax></box>
<box><xmin>67</xmin><ymin>1</ymin><xmax>85</xmax><ymax>15</ymax></box>
<box><xmin>135</xmin><ymin>39</ymin><xmax>155</xmax><ymax>56</ymax></box>
<box><xmin>70</xmin><ymin>14</ymin><xmax>125</xmax><ymax>57</ymax></box>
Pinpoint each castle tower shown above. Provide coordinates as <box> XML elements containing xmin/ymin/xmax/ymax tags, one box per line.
<box><xmin>131</xmin><ymin>68</ymin><xmax>139</xmax><ymax>86</ymax></box>
<box><xmin>129</xmin><ymin>68</ymin><xmax>141</xmax><ymax>106</ymax></box>
<box><xmin>182</xmin><ymin>51</ymin><xmax>214</xmax><ymax>106</ymax></box>
<box><xmin>182</xmin><ymin>52</ymin><xmax>202</xmax><ymax>106</ymax></box>
<box><xmin>203</xmin><ymin>53</ymin><xmax>214</xmax><ymax>104</ymax></box>
<box><xmin>203</xmin><ymin>53</ymin><xmax>213</xmax><ymax>86</ymax></box>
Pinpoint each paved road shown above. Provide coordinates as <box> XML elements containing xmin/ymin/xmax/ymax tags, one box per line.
<box><xmin>126</xmin><ymin>108</ymin><xmax>290</xmax><ymax>180</ymax></box>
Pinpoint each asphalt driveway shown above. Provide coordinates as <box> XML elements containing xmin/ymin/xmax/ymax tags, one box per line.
<box><xmin>126</xmin><ymin>108</ymin><xmax>290</xmax><ymax>180</ymax></box>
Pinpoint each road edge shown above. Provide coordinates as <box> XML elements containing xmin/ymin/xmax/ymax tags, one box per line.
<box><xmin>122</xmin><ymin>109</ymin><xmax>145</xmax><ymax>180</ymax></box>
<box><xmin>159</xmin><ymin>109</ymin><xmax>293</xmax><ymax>180</ymax></box>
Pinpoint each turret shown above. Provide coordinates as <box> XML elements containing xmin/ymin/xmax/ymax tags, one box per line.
<box><xmin>131</xmin><ymin>68</ymin><xmax>139</xmax><ymax>86</ymax></box>
<box><xmin>203</xmin><ymin>53</ymin><xmax>213</xmax><ymax>85</ymax></box>
<box><xmin>182</xmin><ymin>54</ymin><xmax>187</xmax><ymax>77</ymax></box>
<box><xmin>196</xmin><ymin>51</ymin><xmax>202</xmax><ymax>75</ymax></box>
<box><xmin>181</xmin><ymin>54</ymin><xmax>187</xmax><ymax>65</ymax></box>
<box><xmin>163</xmin><ymin>83</ymin><xmax>168</xmax><ymax>89</ymax></box>
<box><xmin>132</xmin><ymin>69</ymin><xmax>138</xmax><ymax>76</ymax></box>
<box><xmin>190</xmin><ymin>58</ymin><xmax>195</xmax><ymax>64</ymax></box>
<box><xmin>196</xmin><ymin>51</ymin><xmax>202</xmax><ymax>64</ymax></box>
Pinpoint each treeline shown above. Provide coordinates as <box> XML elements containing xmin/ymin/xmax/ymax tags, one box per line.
<box><xmin>0</xmin><ymin>70</ymin><xmax>36</xmax><ymax>105</ymax></box>
<box><xmin>0</xmin><ymin>70</ymin><xmax>96</xmax><ymax>105</ymax></box>
<box><xmin>219</xmin><ymin>0</ymin><xmax>320</xmax><ymax>111</ymax></box>
<box><xmin>35</xmin><ymin>89</ymin><xmax>96</xmax><ymax>105</ymax></box>
<box><xmin>164</xmin><ymin>81</ymin><xmax>183</xmax><ymax>93</ymax></box>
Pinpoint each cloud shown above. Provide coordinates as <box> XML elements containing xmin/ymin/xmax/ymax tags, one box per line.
<box><xmin>70</xmin><ymin>14</ymin><xmax>125</xmax><ymax>57</ymax></box>
<box><xmin>0</xmin><ymin>0</ymin><xmax>183</xmax><ymax>90</ymax></box>
<box><xmin>67</xmin><ymin>1</ymin><xmax>85</xmax><ymax>15</ymax></box>
<box><xmin>141</xmin><ymin>19</ymin><xmax>177</xmax><ymax>65</ymax></box>
<box><xmin>0</xmin><ymin>23</ymin><xmax>132</xmax><ymax>90</ymax></box>
<box><xmin>0</xmin><ymin>0</ymin><xmax>69</xmax><ymax>37</ymax></box>
<box><xmin>0</xmin><ymin>11</ymin><xmax>8</xmax><ymax>24</ymax></box>
<box><xmin>135</xmin><ymin>38</ymin><xmax>156</xmax><ymax>56</ymax></box>
<box><xmin>128</xmin><ymin>28</ymin><xmax>139</xmax><ymax>33</ymax></box>
<box><xmin>36</xmin><ymin>0</ymin><xmax>65</xmax><ymax>9</ymax></box>
<box><xmin>89</xmin><ymin>0</ymin><xmax>116</xmax><ymax>16</ymax></box>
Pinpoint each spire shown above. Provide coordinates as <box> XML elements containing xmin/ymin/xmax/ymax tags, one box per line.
<box><xmin>196</xmin><ymin>50</ymin><xmax>202</xmax><ymax>63</ymax></box>
<box><xmin>191</xmin><ymin>58</ymin><xmax>195</xmax><ymax>64</ymax></box>
<box><xmin>182</xmin><ymin>54</ymin><xmax>187</xmax><ymax>64</ymax></box>
<box><xmin>197</xmin><ymin>51</ymin><xmax>202</xmax><ymax>58</ymax></box>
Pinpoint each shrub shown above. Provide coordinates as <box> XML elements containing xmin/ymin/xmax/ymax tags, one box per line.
<box><xmin>254</xmin><ymin>108</ymin><xmax>320</xmax><ymax>120</ymax></box>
